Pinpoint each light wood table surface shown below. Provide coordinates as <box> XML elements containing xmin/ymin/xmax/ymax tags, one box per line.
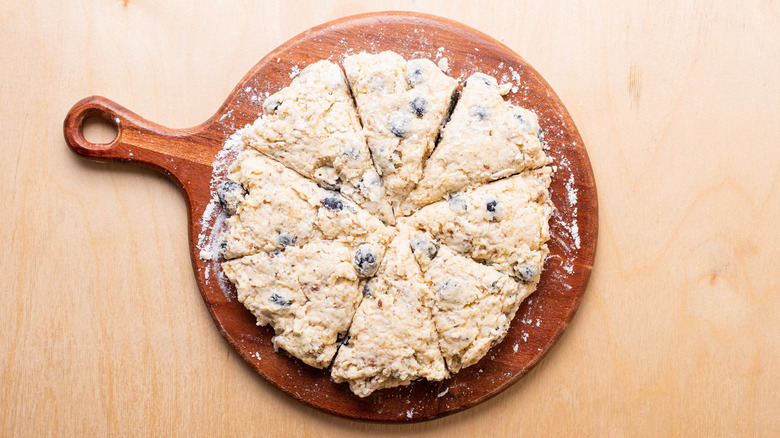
<box><xmin>2</xmin><ymin>1</ymin><xmax>779</xmax><ymax>436</ymax></box>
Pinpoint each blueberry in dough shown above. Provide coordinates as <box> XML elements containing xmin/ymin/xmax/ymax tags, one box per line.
<box><xmin>485</xmin><ymin>199</ymin><xmax>499</xmax><ymax>219</ymax></box>
<box><xmin>514</xmin><ymin>113</ymin><xmax>542</xmax><ymax>136</ymax></box>
<box><xmin>448</xmin><ymin>195</ymin><xmax>469</xmax><ymax>213</ymax></box>
<box><xmin>321</xmin><ymin>196</ymin><xmax>344</xmax><ymax>211</ymax></box>
<box><xmin>370</xmin><ymin>147</ymin><xmax>393</xmax><ymax>174</ymax></box>
<box><xmin>362</xmin><ymin>281</ymin><xmax>373</xmax><ymax>297</ymax></box>
<box><xmin>483</xmin><ymin>197</ymin><xmax>504</xmax><ymax>221</ymax></box>
<box><xmin>410</xmin><ymin>96</ymin><xmax>427</xmax><ymax>117</ymax></box>
<box><xmin>341</xmin><ymin>142</ymin><xmax>361</xmax><ymax>160</ymax></box>
<box><xmin>438</xmin><ymin>277</ymin><xmax>457</xmax><ymax>292</ymax></box>
<box><xmin>269</xmin><ymin>293</ymin><xmax>291</xmax><ymax>307</ymax></box>
<box><xmin>216</xmin><ymin>180</ymin><xmax>246</xmax><ymax>215</ymax></box>
<box><xmin>389</xmin><ymin>116</ymin><xmax>409</xmax><ymax>138</ymax></box>
<box><xmin>514</xmin><ymin>263</ymin><xmax>538</xmax><ymax>283</ymax></box>
<box><xmin>407</xmin><ymin>66</ymin><xmax>424</xmax><ymax>86</ymax></box>
<box><xmin>410</xmin><ymin>236</ymin><xmax>439</xmax><ymax>261</ymax></box>
<box><xmin>275</xmin><ymin>231</ymin><xmax>297</xmax><ymax>248</ymax></box>
<box><xmin>354</xmin><ymin>243</ymin><xmax>380</xmax><ymax>277</ymax></box>
<box><xmin>470</xmin><ymin>105</ymin><xmax>489</xmax><ymax>121</ymax></box>
<box><xmin>263</xmin><ymin>96</ymin><xmax>282</xmax><ymax>114</ymax></box>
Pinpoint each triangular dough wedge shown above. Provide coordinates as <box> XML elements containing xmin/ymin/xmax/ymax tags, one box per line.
<box><xmin>410</xmin><ymin>232</ymin><xmax>520</xmax><ymax>373</ymax></box>
<box><xmin>242</xmin><ymin>60</ymin><xmax>394</xmax><ymax>223</ymax></box>
<box><xmin>343</xmin><ymin>52</ymin><xmax>458</xmax><ymax>211</ymax></box>
<box><xmin>219</xmin><ymin>149</ymin><xmax>320</xmax><ymax>258</ymax></box>
<box><xmin>220</xmin><ymin>150</ymin><xmax>394</xmax><ymax>274</ymax></box>
<box><xmin>406</xmin><ymin>167</ymin><xmax>553</xmax><ymax>303</ymax></box>
<box><xmin>221</xmin><ymin>240</ymin><xmax>362</xmax><ymax>368</ymax></box>
<box><xmin>401</xmin><ymin>73</ymin><xmax>548</xmax><ymax>213</ymax></box>
<box><xmin>330</xmin><ymin>226</ymin><xmax>448</xmax><ymax>397</ymax></box>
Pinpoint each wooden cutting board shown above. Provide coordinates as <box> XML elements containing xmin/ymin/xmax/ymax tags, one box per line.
<box><xmin>63</xmin><ymin>12</ymin><xmax>597</xmax><ymax>422</ymax></box>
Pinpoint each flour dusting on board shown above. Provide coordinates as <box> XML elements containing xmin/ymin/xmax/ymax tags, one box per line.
<box><xmin>195</xmin><ymin>126</ymin><xmax>255</xmax><ymax>303</ymax></box>
<box><xmin>197</xmin><ymin>128</ymin><xmax>247</xmax><ymax>261</ymax></box>
<box><xmin>558</xmin><ymin>155</ymin><xmax>581</xmax><ymax>250</ymax></box>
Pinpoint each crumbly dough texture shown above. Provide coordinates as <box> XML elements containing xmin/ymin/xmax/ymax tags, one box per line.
<box><xmin>222</xmin><ymin>149</ymin><xmax>394</xmax><ymax>260</ymax></box>
<box><xmin>242</xmin><ymin>60</ymin><xmax>394</xmax><ymax>223</ymax></box>
<box><xmin>407</xmin><ymin>167</ymin><xmax>553</xmax><ymax>281</ymax></box>
<box><xmin>330</xmin><ymin>227</ymin><xmax>448</xmax><ymax>397</ymax></box>
<box><xmin>221</xmin><ymin>149</ymin><xmax>320</xmax><ymax>259</ymax></box>
<box><xmin>344</xmin><ymin>52</ymin><xmax>458</xmax><ymax>212</ymax></box>
<box><xmin>222</xmin><ymin>240</ymin><xmax>361</xmax><ymax>368</ymax></box>
<box><xmin>216</xmin><ymin>52</ymin><xmax>554</xmax><ymax>397</ymax></box>
<box><xmin>410</xmin><ymin>232</ymin><xmax>520</xmax><ymax>373</ymax></box>
<box><xmin>402</xmin><ymin>73</ymin><xmax>549</xmax><ymax>214</ymax></box>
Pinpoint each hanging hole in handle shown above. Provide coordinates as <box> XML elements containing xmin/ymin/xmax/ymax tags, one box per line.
<box><xmin>82</xmin><ymin>115</ymin><xmax>119</xmax><ymax>145</ymax></box>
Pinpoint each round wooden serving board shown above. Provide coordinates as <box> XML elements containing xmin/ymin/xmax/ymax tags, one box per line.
<box><xmin>63</xmin><ymin>12</ymin><xmax>597</xmax><ymax>422</ymax></box>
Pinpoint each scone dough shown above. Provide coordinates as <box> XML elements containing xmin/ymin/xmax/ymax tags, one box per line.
<box><xmin>408</xmin><ymin>167</ymin><xmax>553</xmax><ymax>290</ymax></box>
<box><xmin>242</xmin><ymin>60</ymin><xmax>395</xmax><ymax>223</ymax></box>
<box><xmin>220</xmin><ymin>149</ymin><xmax>321</xmax><ymax>259</ymax></box>
<box><xmin>330</xmin><ymin>226</ymin><xmax>448</xmax><ymax>397</ymax></box>
<box><xmin>215</xmin><ymin>53</ymin><xmax>555</xmax><ymax>398</ymax></box>
<box><xmin>222</xmin><ymin>240</ymin><xmax>361</xmax><ymax>368</ymax></box>
<box><xmin>402</xmin><ymin>73</ymin><xmax>548</xmax><ymax>213</ymax></box>
<box><xmin>344</xmin><ymin>52</ymin><xmax>458</xmax><ymax>212</ymax></box>
<box><xmin>410</xmin><ymin>232</ymin><xmax>520</xmax><ymax>373</ymax></box>
<box><xmin>221</xmin><ymin>149</ymin><xmax>394</xmax><ymax>263</ymax></box>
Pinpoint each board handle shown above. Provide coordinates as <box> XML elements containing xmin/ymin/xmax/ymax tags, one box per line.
<box><xmin>64</xmin><ymin>96</ymin><xmax>214</xmax><ymax>189</ymax></box>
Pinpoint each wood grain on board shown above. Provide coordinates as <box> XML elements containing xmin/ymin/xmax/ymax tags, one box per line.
<box><xmin>63</xmin><ymin>12</ymin><xmax>596</xmax><ymax>422</ymax></box>
<box><xmin>2</xmin><ymin>1</ymin><xmax>779</xmax><ymax>436</ymax></box>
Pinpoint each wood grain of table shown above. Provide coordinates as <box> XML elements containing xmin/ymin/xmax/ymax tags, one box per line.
<box><xmin>2</xmin><ymin>1</ymin><xmax>779</xmax><ymax>436</ymax></box>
